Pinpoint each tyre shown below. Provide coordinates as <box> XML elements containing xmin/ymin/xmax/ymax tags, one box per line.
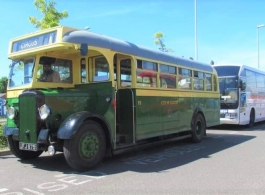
<box><xmin>248</xmin><ymin>109</ymin><xmax>255</xmax><ymax>128</ymax></box>
<box><xmin>63</xmin><ymin>121</ymin><xmax>106</xmax><ymax>171</ymax></box>
<box><xmin>191</xmin><ymin>113</ymin><xmax>205</xmax><ymax>143</ymax></box>
<box><xmin>8</xmin><ymin>136</ymin><xmax>43</xmax><ymax>160</ymax></box>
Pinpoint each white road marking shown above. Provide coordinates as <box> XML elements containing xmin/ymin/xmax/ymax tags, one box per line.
<box><xmin>23</xmin><ymin>188</ymin><xmax>45</xmax><ymax>195</ymax></box>
<box><xmin>229</xmin><ymin>132</ymin><xmax>238</xmax><ymax>134</ymax></box>
<box><xmin>0</xmin><ymin>188</ymin><xmax>8</xmax><ymax>193</ymax></box>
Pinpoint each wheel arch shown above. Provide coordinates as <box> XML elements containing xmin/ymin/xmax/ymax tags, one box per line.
<box><xmin>57</xmin><ymin>111</ymin><xmax>112</xmax><ymax>149</ymax></box>
<box><xmin>191</xmin><ymin>107</ymin><xmax>206</xmax><ymax>135</ymax></box>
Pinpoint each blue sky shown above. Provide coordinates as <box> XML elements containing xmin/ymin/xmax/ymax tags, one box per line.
<box><xmin>1</xmin><ymin>0</ymin><xmax>265</xmax><ymax>78</ymax></box>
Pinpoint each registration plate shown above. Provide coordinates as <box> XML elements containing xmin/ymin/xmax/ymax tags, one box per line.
<box><xmin>19</xmin><ymin>142</ymin><xmax>38</xmax><ymax>151</ymax></box>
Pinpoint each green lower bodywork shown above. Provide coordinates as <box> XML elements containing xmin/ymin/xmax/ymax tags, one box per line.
<box><xmin>5</xmin><ymin>82</ymin><xmax>220</xmax><ymax>152</ymax></box>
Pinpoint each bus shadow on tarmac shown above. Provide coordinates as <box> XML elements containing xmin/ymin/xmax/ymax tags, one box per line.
<box><xmin>15</xmin><ymin>131</ymin><xmax>256</xmax><ymax>175</ymax></box>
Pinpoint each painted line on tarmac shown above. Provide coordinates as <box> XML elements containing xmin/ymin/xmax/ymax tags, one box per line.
<box><xmin>23</xmin><ymin>188</ymin><xmax>45</xmax><ymax>195</ymax></box>
<box><xmin>211</xmin><ymin>131</ymin><xmax>239</xmax><ymax>138</ymax></box>
<box><xmin>228</xmin><ymin>132</ymin><xmax>238</xmax><ymax>134</ymax></box>
<box><xmin>0</xmin><ymin>188</ymin><xmax>8</xmax><ymax>192</ymax></box>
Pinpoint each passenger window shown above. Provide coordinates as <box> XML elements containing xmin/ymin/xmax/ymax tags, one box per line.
<box><xmin>160</xmin><ymin>74</ymin><xmax>176</xmax><ymax>88</ymax></box>
<box><xmin>205</xmin><ymin>73</ymin><xmax>212</xmax><ymax>91</ymax></box>
<box><xmin>178</xmin><ymin>68</ymin><xmax>191</xmax><ymax>90</ymax></box>
<box><xmin>120</xmin><ymin>59</ymin><xmax>132</xmax><ymax>87</ymax></box>
<box><xmin>137</xmin><ymin>71</ymin><xmax>157</xmax><ymax>87</ymax></box>
<box><xmin>92</xmin><ymin>56</ymin><xmax>109</xmax><ymax>82</ymax></box>
<box><xmin>81</xmin><ymin>58</ymin><xmax>86</xmax><ymax>83</ymax></box>
<box><xmin>193</xmin><ymin>71</ymin><xmax>204</xmax><ymax>90</ymax></box>
<box><xmin>160</xmin><ymin>64</ymin><xmax>177</xmax><ymax>89</ymax></box>
<box><xmin>178</xmin><ymin>78</ymin><xmax>191</xmax><ymax>89</ymax></box>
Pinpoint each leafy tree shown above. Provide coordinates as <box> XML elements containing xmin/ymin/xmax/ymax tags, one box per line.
<box><xmin>154</xmin><ymin>32</ymin><xmax>174</xmax><ymax>52</ymax></box>
<box><xmin>29</xmin><ymin>0</ymin><xmax>68</xmax><ymax>30</ymax></box>
<box><xmin>0</xmin><ymin>77</ymin><xmax>8</xmax><ymax>93</ymax></box>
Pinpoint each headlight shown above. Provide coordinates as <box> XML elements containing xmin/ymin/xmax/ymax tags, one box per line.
<box><xmin>6</xmin><ymin>106</ymin><xmax>17</xmax><ymax>119</ymax></box>
<box><xmin>39</xmin><ymin>104</ymin><xmax>51</xmax><ymax>120</ymax></box>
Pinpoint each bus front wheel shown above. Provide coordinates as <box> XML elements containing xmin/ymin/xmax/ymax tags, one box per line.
<box><xmin>8</xmin><ymin>136</ymin><xmax>43</xmax><ymax>160</ymax></box>
<box><xmin>190</xmin><ymin>113</ymin><xmax>205</xmax><ymax>143</ymax></box>
<box><xmin>248</xmin><ymin>109</ymin><xmax>255</xmax><ymax>128</ymax></box>
<box><xmin>63</xmin><ymin>121</ymin><xmax>106</xmax><ymax>171</ymax></box>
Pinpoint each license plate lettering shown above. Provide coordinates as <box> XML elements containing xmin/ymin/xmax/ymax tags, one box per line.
<box><xmin>19</xmin><ymin>142</ymin><xmax>38</xmax><ymax>151</ymax></box>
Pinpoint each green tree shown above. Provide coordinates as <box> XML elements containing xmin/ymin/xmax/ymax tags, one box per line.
<box><xmin>0</xmin><ymin>77</ymin><xmax>8</xmax><ymax>93</ymax></box>
<box><xmin>154</xmin><ymin>32</ymin><xmax>174</xmax><ymax>52</ymax></box>
<box><xmin>29</xmin><ymin>0</ymin><xmax>68</xmax><ymax>30</ymax></box>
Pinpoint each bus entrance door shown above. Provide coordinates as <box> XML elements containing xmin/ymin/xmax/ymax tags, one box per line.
<box><xmin>115</xmin><ymin>55</ymin><xmax>135</xmax><ymax>147</ymax></box>
<box><xmin>116</xmin><ymin>89</ymin><xmax>135</xmax><ymax>146</ymax></box>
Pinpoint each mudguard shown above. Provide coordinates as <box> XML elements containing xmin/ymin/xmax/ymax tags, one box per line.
<box><xmin>191</xmin><ymin>107</ymin><xmax>205</xmax><ymax>124</ymax></box>
<box><xmin>4</xmin><ymin>125</ymin><xmax>18</xmax><ymax>136</ymax></box>
<box><xmin>4</xmin><ymin>125</ymin><xmax>19</xmax><ymax>140</ymax></box>
<box><xmin>57</xmin><ymin>111</ymin><xmax>109</xmax><ymax>139</ymax></box>
<box><xmin>191</xmin><ymin>107</ymin><xmax>206</xmax><ymax>135</ymax></box>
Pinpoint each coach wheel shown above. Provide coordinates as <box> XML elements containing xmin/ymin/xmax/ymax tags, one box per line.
<box><xmin>248</xmin><ymin>109</ymin><xmax>255</xmax><ymax>128</ymax></box>
<box><xmin>191</xmin><ymin>113</ymin><xmax>205</xmax><ymax>143</ymax></box>
<box><xmin>63</xmin><ymin>121</ymin><xmax>106</xmax><ymax>171</ymax></box>
<box><xmin>8</xmin><ymin>136</ymin><xmax>43</xmax><ymax>160</ymax></box>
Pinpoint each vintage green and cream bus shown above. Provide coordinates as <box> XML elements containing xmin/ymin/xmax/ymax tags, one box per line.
<box><xmin>4</xmin><ymin>26</ymin><xmax>220</xmax><ymax>171</ymax></box>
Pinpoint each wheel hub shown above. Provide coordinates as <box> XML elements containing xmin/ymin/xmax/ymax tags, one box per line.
<box><xmin>80</xmin><ymin>133</ymin><xmax>99</xmax><ymax>158</ymax></box>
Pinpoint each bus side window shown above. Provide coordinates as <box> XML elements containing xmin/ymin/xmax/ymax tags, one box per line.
<box><xmin>205</xmin><ymin>73</ymin><xmax>212</xmax><ymax>91</ymax></box>
<box><xmin>193</xmin><ymin>71</ymin><xmax>204</xmax><ymax>90</ymax></box>
<box><xmin>93</xmin><ymin>56</ymin><xmax>109</xmax><ymax>82</ymax></box>
<box><xmin>120</xmin><ymin>59</ymin><xmax>132</xmax><ymax>87</ymax></box>
<box><xmin>160</xmin><ymin>74</ymin><xmax>176</xmax><ymax>88</ymax></box>
<box><xmin>159</xmin><ymin>64</ymin><xmax>177</xmax><ymax>89</ymax></box>
<box><xmin>81</xmin><ymin>58</ymin><xmax>86</xmax><ymax>83</ymax></box>
<box><xmin>178</xmin><ymin>68</ymin><xmax>191</xmax><ymax>90</ymax></box>
<box><xmin>136</xmin><ymin>59</ymin><xmax>158</xmax><ymax>88</ymax></box>
<box><xmin>178</xmin><ymin>77</ymin><xmax>191</xmax><ymax>89</ymax></box>
<box><xmin>213</xmin><ymin>75</ymin><xmax>218</xmax><ymax>91</ymax></box>
<box><xmin>136</xmin><ymin>73</ymin><xmax>151</xmax><ymax>87</ymax></box>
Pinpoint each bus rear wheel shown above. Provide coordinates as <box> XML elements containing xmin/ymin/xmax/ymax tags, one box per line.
<box><xmin>8</xmin><ymin>136</ymin><xmax>43</xmax><ymax>160</ymax></box>
<box><xmin>63</xmin><ymin>121</ymin><xmax>106</xmax><ymax>171</ymax></box>
<box><xmin>190</xmin><ymin>113</ymin><xmax>205</xmax><ymax>143</ymax></box>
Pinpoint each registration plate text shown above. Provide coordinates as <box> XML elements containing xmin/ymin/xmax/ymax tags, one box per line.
<box><xmin>19</xmin><ymin>142</ymin><xmax>38</xmax><ymax>151</ymax></box>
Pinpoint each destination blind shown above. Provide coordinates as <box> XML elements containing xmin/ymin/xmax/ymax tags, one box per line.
<box><xmin>11</xmin><ymin>31</ymin><xmax>57</xmax><ymax>53</ymax></box>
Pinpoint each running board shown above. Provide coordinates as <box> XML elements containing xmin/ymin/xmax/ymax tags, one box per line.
<box><xmin>113</xmin><ymin>134</ymin><xmax>192</xmax><ymax>156</ymax></box>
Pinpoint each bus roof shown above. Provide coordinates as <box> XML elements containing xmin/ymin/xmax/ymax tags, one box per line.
<box><xmin>62</xmin><ymin>29</ymin><xmax>214</xmax><ymax>73</ymax></box>
<box><xmin>213</xmin><ymin>64</ymin><xmax>265</xmax><ymax>75</ymax></box>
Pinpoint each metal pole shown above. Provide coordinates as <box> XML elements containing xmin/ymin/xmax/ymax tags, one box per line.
<box><xmin>257</xmin><ymin>28</ymin><xmax>259</xmax><ymax>69</ymax></box>
<box><xmin>195</xmin><ymin>0</ymin><xmax>198</xmax><ymax>60</ymax></box>
<box><xmin>257</xmin><ymin>24</ymin><xmax>265</xmax><ymax>69</ymax></box>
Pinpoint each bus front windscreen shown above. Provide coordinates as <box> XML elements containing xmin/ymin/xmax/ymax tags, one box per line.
<box><xmin>219</xmin><ymin>77</ymin><xmax>239</xmax><ymax>109</ymax></box>
<box><xmin>214</xmin><ymin>66</ymin><xmax>240</xmax><ymax>76</ymax></box>
<box><xmin>8</xmin><ymin>57</ymin><xmax>35</xmax><ymax>88</ymax></box>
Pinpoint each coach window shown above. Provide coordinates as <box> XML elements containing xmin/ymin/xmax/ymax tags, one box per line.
<box><xmin>256</xmin><ymin>73</ymin><xmax>265</xmax><ymax>88</ymax></box>
<box><xmin>178</xmin><ymin>68</ymin><xmax>191</xmax><ymax>90</ymax></box>
<box><xmin>246</xmin><ymin>70</ymin><xmax>256</xmax><ymax>88</ymax></box>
